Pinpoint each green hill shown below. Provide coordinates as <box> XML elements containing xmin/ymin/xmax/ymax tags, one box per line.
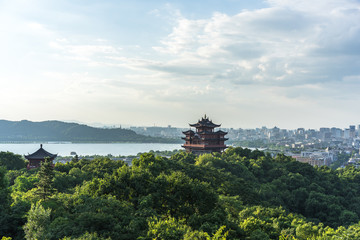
<box><xmin>0</xmin><ymin>120</ymin><xmax>180</xmax><ymax>143</ymax></box>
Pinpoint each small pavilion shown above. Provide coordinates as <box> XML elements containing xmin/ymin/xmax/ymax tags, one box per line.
<box><xmin>25</xmin><ymin>144</ymin><xmax>57</xmax><ymax>170</ymax></box>
<box><xmin>182</xmin><ymin>115</ymin><xmax>228</xmax><ymax>154</ymax></box>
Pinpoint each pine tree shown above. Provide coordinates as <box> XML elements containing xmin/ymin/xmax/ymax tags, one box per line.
<box><xmin>35</xmin><ymin>157</ymin><xmax>55</xmax><ymax>200</ymax></box>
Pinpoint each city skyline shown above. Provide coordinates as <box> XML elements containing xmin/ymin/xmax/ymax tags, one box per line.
<box><xmin>1</xmin><ymin>0</ymin><xmax>360</xmax><ymax>129</ymax></box>
<box><xmin>2</xmin><ymin>118</ymin><xmax>360</xmax><ymax>132</ymax></box>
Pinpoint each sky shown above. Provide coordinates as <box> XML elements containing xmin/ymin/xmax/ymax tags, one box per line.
<box><xmin>0</xmin><ymin>0</ymin><xmax>360</xmax><ymax>129</ymax></box>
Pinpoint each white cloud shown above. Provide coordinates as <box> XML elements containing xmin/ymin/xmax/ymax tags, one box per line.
<box><xmin>87</xmin><ymin>0</ymin><xmax>359</xmax><ymax>128</ymax></box>
<box><xmin>135</xmin><ymin>0</ymin><xmax>360</xmax><ymax>92</ymax></box>
<box><xmin>2</xmin><ymin>0</ymin><xmax>360</xmax><ymax>128</ymax></box>
<box><xmin>49</xmin><ymin>39</ymin><xmax>121</xmax><ymax>64</ymax></box>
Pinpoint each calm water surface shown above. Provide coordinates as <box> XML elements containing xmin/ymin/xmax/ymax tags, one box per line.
<box><xmin>0</xmin><ymin>143</ymin><xmax>183</xmax><ymax>156</ymax></box>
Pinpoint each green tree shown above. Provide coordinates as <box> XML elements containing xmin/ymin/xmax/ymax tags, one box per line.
<box><xmin>153</xmin><ymin>171</ymin><xmax>218</xmax><ymax>218</ymax></box>
<box><xmin>147</xmin><ymin>217</ymin><xmax>191</xmax><ymax>240</ymax></box>
<box><xmin>7</xmin><ymin>200</ymin><xmax>31</xmax><ymax>240</ymax></box>
<box><xmin>23</xmin><ymin>203</ymin><xmax>51</xmax><ymax>240</ymax></box>
<box><xmin>0</xmin><ymin>167</ymin><xmax>11</xmax><ymax>236</ymax></box>
<box><xmin>0</xmin><ymin>152</ymin><xmax>26</xmax><ymax>170</ymax></box>
<box><xmin>12</xmin><ymin>175</ymin><xmax>38</xmax><ymax>192</ymax></box>
<box><xmin>35</xmin><ymin>157</ymin><xmax>55</xmax><ymax>200</ymax></box>
<box><xmin>61</xmin><ymin>232</ymin><xmax>111</xmax><ymax>240</ymax></box>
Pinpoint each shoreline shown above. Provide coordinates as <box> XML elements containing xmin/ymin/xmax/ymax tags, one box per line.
<box><xmin>0</xmin><ymin>142</ymin><xmax>183</xmax><ymax>157</ymax></box>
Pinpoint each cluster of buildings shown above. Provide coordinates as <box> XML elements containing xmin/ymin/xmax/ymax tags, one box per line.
<box><xmin>290</xmin><ymin>149</ymin><xmax>336</xmax><ymax>167</ymax></box>
<box><xmin>25</xmin><ymin>117</ymin><xmax>360</xmax><ymax>169</ymax></box>
<box><xmin>129</xmin><ymin>125</ymin><xmax>183</xmax><ymax>138</ymax></box>
<box><xmin>131</xmin><ymin>123</ymin><xmax>360</xmax><ymax>150</ymax></box>
<box><xmin>228</xmin><ymin>125</ymin><xmax>360</xmax><ymax>167</ymax></box>
<box><xmin>227</xmin><ymin>125</ymin><xmax>360</xmax><ymax>148</ymax></box>
<box><xmin>131</xmin><ymin>121</ymin><xmax>360</xmax><ymax>167</ymax></box>
<box><xmin>348</xmin><ymin>154</ymin><xmax>360</xmax><ymax>168</ymax></box>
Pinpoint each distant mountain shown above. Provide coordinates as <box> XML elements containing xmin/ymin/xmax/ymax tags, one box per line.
<box><xmin>0</xmin><ymin>120</ymin><xmax>181</xmax><ymax>143</ymax></box>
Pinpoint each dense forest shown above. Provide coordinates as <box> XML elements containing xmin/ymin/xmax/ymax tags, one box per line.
<box><xmin>2</xmin><ymin>147</ymin><xmax>360</xmax><ymax>239</ymax></box>
<box><xmin>0</xmin><ymin>120</ymin><xmax>180</xmax><ymax>143</ymax></box>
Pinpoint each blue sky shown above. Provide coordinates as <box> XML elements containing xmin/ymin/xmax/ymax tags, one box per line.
<box><xmin>1</xmin><ymin>0</ymin><xmax>360</xmax><ymax>129</ymax></box>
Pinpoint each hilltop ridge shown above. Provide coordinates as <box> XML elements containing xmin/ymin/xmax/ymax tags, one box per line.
<box><xmin>0</xmin><ymin>120</ymin><xmax>181</xmax><ymax>143</ymax></box>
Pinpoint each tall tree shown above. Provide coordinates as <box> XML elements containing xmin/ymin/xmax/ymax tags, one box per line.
<box><xmin>35</xmin><ymin>157</ymin><xmax>55</xmax><ymax>200</ymax></box>
<box><xmin>23</xmin><ymin>203</ymin><xmax>51</xmax><ymax>240</ymax></box>
<box><xmin>0</xmin><ymin>167</ymin><xmax>10</xmax><ymax>236</ymax></box>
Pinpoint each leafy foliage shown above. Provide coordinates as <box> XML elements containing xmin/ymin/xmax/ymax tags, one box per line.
<box><xmin>0</xmin><ymin>167</ymin><xmax>11</xmax><ymax>236</ymax></box>
<box><xmin>23</xmin><ymin>203</ymin><xmax>51</xmax><ymax>240</ymax></box>
<box><xmin>3</xmin><ymin>147</ymin><xmax>360</xmax><ymax>239</ymax></box>
<box><xmin>35</xmin><ymin>158</ymin><xmax>55</xmax><ymax>200</ymax></box>
<box><xmin>0</xmin><ymin>152</ymin><xmax>26</xmax><ymax>170</ymax></box>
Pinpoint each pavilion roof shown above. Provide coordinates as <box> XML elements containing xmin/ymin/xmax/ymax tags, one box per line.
<box><xmin>189</xmin><ymin>115</ymin><xmax>221</xmax><ymax>128</ymax></box>
<box><xmin>182</xmin><ymin>130</ymin><xmax>195</xmax><ymax>134</ymax></box>
<box><xmin>25</xmin><ymin>144</ymin><xmax>57</xmax><ymax>160</ymax></box>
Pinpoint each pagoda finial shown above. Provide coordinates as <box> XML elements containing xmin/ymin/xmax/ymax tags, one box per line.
<box><xmin>204</xmin><ymin>114</ymin><xmax>207</xmax><ymax>119</ymax></box>
<box><xmin>40</xmin><ymin>144</ymin><xmax>43</xmax><ymax>148</ymax></box>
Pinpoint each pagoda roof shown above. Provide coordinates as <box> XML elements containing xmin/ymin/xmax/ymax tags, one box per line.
<box><xmin>182</xmin><ymin>130</ymin><xmax>195</xmax><ymax>134</ymax></box>
<box><xmin>25</xmin><ymin>144</ymin><xmax>57</xmax><ymax>160</ymax></box>
<box><xmin>189</xmin><ymin>115</ymin><xmax>221</xmax><ymax>128</ymax></box>
<box><xmin>196</xmin><ymin>130</ymin><xmax>228</xmax><ymax>135</ymax></box>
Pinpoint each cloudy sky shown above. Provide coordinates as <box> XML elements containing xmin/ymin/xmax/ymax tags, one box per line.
<box><xmin>0</xmin><ymin>0</ymin><xmax>360</xmax><ymax>129</ymax></box>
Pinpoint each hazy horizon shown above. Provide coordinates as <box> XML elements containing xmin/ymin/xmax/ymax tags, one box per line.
<box><xmin>1</xmin><ymin>0</ymin><xmax>359</xmax><ymax>129</ymax></box>
<box><xmin>1</xmin><ymin>118</ymin><xmax>359</xmax><ymax>131</ymax></box>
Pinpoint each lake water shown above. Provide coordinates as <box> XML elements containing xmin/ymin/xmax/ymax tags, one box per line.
<box><xmin>0</xmin><ymin>143</ymin><xmax>183</xmax><ymax>156</ymax></box>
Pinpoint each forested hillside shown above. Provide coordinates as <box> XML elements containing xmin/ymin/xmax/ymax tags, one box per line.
<box><xmin>0</xmin><ymin>120</ymin><xmax>179</xmax><ymax>143</ymax></box>
<box><xmin>2</xmin><ymin>147</ymin><xmax>360</xmax><ymax>239</ymax></box>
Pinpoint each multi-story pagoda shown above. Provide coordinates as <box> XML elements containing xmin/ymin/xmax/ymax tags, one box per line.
<box><xmin>182</xmin><ymin>115</ymin><xmax>228</xmax><ymax>154</ymax></box>
<box><xmin>25</xmin><ymin>144</ymin><xmax>57</xmax><ymax>170</ymax></box>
